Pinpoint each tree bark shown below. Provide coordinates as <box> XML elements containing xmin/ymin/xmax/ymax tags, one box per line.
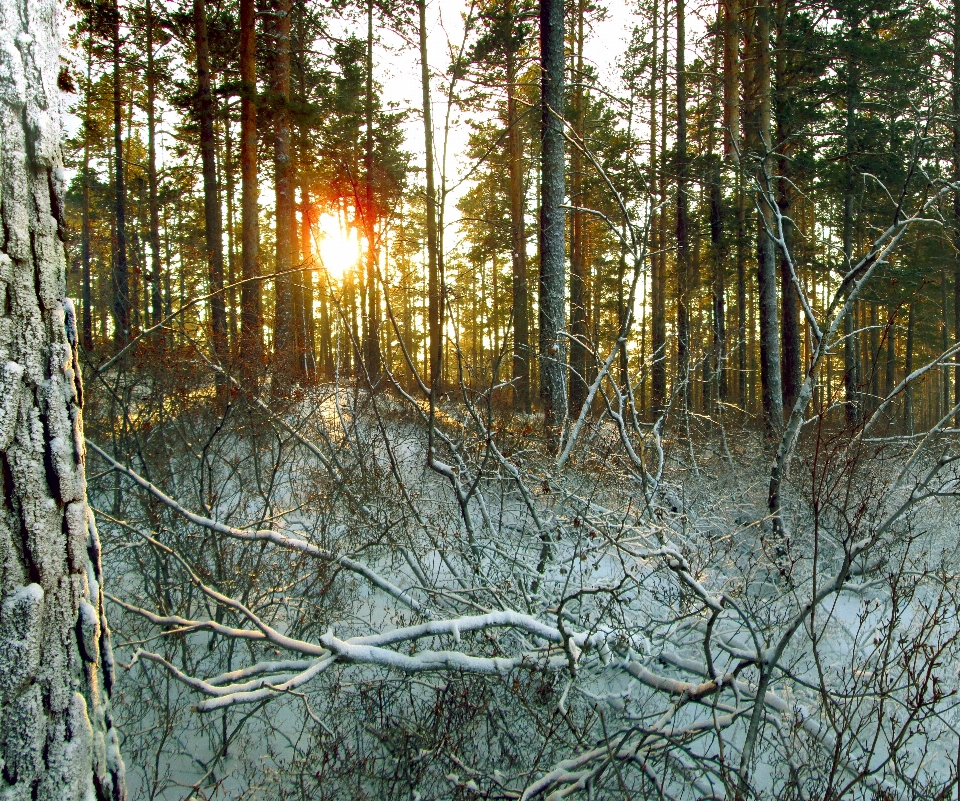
<box><xmin>299</xmin><ymin>186</ymin><xmax>316</xmax><ymax>381</ymax></box>
<box><xmin>239</xmin><ymin>0</ymin><xmax>263</xmax><ymax>378</ymax></box>
<box><xmin>193</xmin><ymin>0</ymin><xmax>228</xmax><ymax>368</ymax></box>
<box><xmin>568</xmin><ymin>0</ymin><xmax>588</xmax><ymax>416</ymax></box>
<box><xmin>146</xmin><ymin>0</ymin><xmax>163</xmax><ymax>341</ymax></box>
<box><xmin>904</xmin><ymin>299</ymin><xmax>915</xmax><ymax>433</ymax></box>
<box><xmin>365</xmin><ymin>0</ymin><xmax>382</xmax><ymax>381</ymax></box>
<box><xmin>747</xmin><ymin>0</ymin><xmax>783</xmax><ymax>431</ymax></box>
<box><xmin>506</xmin><ymin>30</ymin><xmax>530</xmax><ymax>413</ymax></box>
<box><xmin>775</xmin><ymin>0</ymin><xmax>800</xmax><ymax>414</ymax></box>
<box><xmin>539</xmin><ymin>0</ymin><xmax>567</xmax><ymax>442</ymax></box>
<box><xmin>0</xmin><ymin>0</ymin><xmax>127</xmax><ymax>794</ymax></box>
<box><xmin>676</xmin><ymin>0</ymin><xmax>691</xmax><ymax>411</ymax></box>
<box><xmin>953</xmin><ymin>0</ymin><xmax>960</xmax><ymax>421</ymax></box>
<box><xmin>841</xmin><ymin>14</ymin><xmax>861</xmax><ymax>426</ymax></box>
<box><xmin>418</xmin><ymin>0</ymin><xmax>442</xmax><ymax>393</ymax></box>
<box><xmin>271</xmin><ymin>0</ymin><xmax>293</xmax><ymax>377</ymax></box>
<box><xmin>652</xmin><ymin>0</ymin><xmax>668</xmax><ymax>415</ymax></box>
<box><xmin>81</xmin><ymin>27</ymin><xmax>94</xmax><ymax>352</ymax></box>
<box><xmin>111</xmin><ymin>0</ymin><xmax>129</xmax><ymax>350</ymax></box>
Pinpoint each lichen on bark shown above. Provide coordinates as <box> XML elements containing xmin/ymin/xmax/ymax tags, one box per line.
<box><xmin>0</xmin><ymin>0</ymin><xmax>126</xmax><ymax>797</ymax></box>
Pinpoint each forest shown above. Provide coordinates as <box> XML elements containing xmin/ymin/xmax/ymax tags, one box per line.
<box><xmin>2</xmin><ymin>0</ymin><xmax>960</xmax><ymax>797</ymax></box>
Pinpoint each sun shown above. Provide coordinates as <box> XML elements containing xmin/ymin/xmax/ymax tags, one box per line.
<box><xmin>314</xmin><ymin>212</ymin><xmax>360</xmax><ymax>281</ymax></box>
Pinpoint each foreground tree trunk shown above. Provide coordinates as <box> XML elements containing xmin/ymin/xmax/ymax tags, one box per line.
<box><xmin>539</xmin><ymin>0</ymin><xmax>567</xmax><ymax>442</ymax></box>
<box><xmin>0</xmin><ymin>0</ymin><xmax>127</xmax><ymax>796</ymax></box>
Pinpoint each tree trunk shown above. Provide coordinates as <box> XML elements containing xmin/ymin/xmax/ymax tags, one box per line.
<box><xmin>775</xmin><ymin>0</ymin><xmax>800</xmax><ymax>414</ymax></box>
<box><xmin>0</xmin><ymin>0</ymin><xmax>127</xmax><ymax>794</ymax></box>
<box><xmin>644</xmin><ymin>0</ymin><xmax>659</xmax><ymax>412</ymax></box>
<box><xmin>239</xmin><ymin>0</ymin><xmax>262</xmax><ymax>377</ymax></box>
<box><xmin>884</xmin><ymin>305</ymin><xmax>896</xmax><ymax>405</ymax></box>
<box><xmin>300</xmin><ymin>184</ymin><xmax>317</xmax><ymax>380</ymax></box>
<box><xmin>225</xmin><ymin>111</ymin><xmax>238</xmax><ymax>353</ymax></box>
<box><xmin>146</xmin><ymin>0</ymin><xmax>163</xmax><ymax>341</ymax></box>
<box><xmin>675</xmin><ymin>0</ymin><xmax>691</xmax><ymax>411</ymax></box>
<box><xmin>82</xmin><ymin>27</ymin><xmax>94</xmax><ymax>352</ymax></box>
<box><xmin>709</xmin><ymin>9</ymin><xmax>727</xmax><ymax>405</ymax></box>
<box><xmin>271</xmin><ymin>0</ymin><xmax>293</xmax><ymax>377</ymax></box>
<box><xmin>364</xmin><ymin>0</ymin><xmax>381</xmax><ymax>381</ymax></box>
<box><xmin>652</xmin><ymin>0</ymin><xmax>668</xmax><ymax>415</ymax></box>
<box><xmin>747</xmin><ymin>0</ymin><xmax>783</xmax><ymax>431</ymax></box>
<box><xmin>954</xmin><ymin>0</ymin><xmax>960</xmax><ymax>421</ymax></box>
<box><xmin>419</xmin><ymin>0</ymin><xmax>442</xmax><ymax>392</ymax></box>
<box><xmin>842</xmin><ymin>16</ymin><xmax>861</xmax><ymax>426</ymax></box>
<box><xmin>539</xmin><ymin>0</ymin><xmax>567</xmax><ymax>442</ymax></box>
<box><xmin>193</xmin><ymin>0</ymin><xmax>228</xmax><ymax>368</ymax></box>
<box><xmin>905</xmin><ymin>299</ymin><xmax>915</xmax><ymax>433</ymax></box>
<box><xmin>869</xmin><ymin>301</ymin><xmax>879</xmax><ymax>409</ymax></box>
<box><xmin>506</xmin><ymin>35</ymin><xmax>530</xmax><ymax>413</ymax></box>
<box><xmin>111</xmin><ymin>0</ymin><xmax>129</xmax><ymax>350</ymax></box>
<box><xmin>569</xmin><ymin>0</ymin><xmax>588</xmax><ymax>416</ymax></box>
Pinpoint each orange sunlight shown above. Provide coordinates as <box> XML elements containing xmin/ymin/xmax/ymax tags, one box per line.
<box><xmin>314</xmin><ymin>213</ymin><xmax>360</xmax><ymax>281</ymax></box>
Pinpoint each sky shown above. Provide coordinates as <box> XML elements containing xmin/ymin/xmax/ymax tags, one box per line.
<box><xmin>59</xmin><ymin>0</ymin><xmax>646</xmax><ymax>241</ymax></box>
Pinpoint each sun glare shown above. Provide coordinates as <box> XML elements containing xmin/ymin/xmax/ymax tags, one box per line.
<box><xmin>315</xmin><ymin>213</ymin><xmax>360</xmax><ymax>281</ymax></box>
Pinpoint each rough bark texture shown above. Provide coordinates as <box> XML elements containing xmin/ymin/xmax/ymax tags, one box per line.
<box><xmin>539</xmin><ymin>0</ymin><xmax>567</xmax><ymax>441</ymax></box>
<box><xmin>239</xmin><ymin>0</ymin><xmax>262</xmax><ymax>376</ymax></box>
<box><xmin>0</xmin><ymin>0</ymin><xmax>127</xmax><ymax>796</ymax></box>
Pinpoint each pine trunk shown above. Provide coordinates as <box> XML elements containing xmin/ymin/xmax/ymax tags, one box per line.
<box><xmin>539</xmin><ymin>0</ymin><xmax>567</xmax><ymax>442</ymax></box>
<box><xmin>0</xmin><ymin>0</ymin><xmax>127</xmax><ymax>794</ymax></box>
<box><xmin>146</xmin><ymin>0</ymin><xmax>163</xmax><ymax>339</ymax></box>
<box><xmin>111</xmin><ymin>0</ymin><xmax>129</xmax><ymax>350</ymax></box>
<box><xmin>419</xmin><ymin>0</ymin><xmax>442</xmax><ymax>392</ymax></box>
<box><xmin>676</xmin><ymin>0</ymin><xmax>691</xmax><ymax>410</ymax></box>
<box><xmin>81</xmin><ymin>30</ymin><xmax>94</xmax><ymax>352</ymax></box>
<box><xmin>569</xmin><ymin>1</ymin><xmax>588</xmax><ymax>416</ymax></box>
<box><xmin>271</xmin><ymin>0</ymin><xmax>293</xmax><ymax>377</ymax></box>
<box><xmin>239</xmin><ymin>0</ymin><xmax>262</xmax><ymax>377</ymax></box>
<box><xmin>193</xmin><ymin>0</ymin><xmax>228</xmax><ymax>367</ymax></box>
<box><xmin>507</xmin><ymin>40</ymin><xmax>530</xmax><ymax>413</ymax></box>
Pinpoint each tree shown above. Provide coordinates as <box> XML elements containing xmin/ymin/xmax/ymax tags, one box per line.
<box><xmin>192</xmin><ymin>0</ymin><xmax>228</xmax><ymax>370</ymax></box>
<box><xmin>539</xmin><ymin>0</ymin><xmax>566</xmax><ymax>441</ymax></box>
<box><xmin>239</xmin><ymin>0</ymin><xmax>263</xmax><ymax>377</ymax></box>
<box><xmin>0</xmin><ymin>0</ymin><xmax>126</xmax><ymax>796</ymax></box>
<box><xmin>111</xmin><ymin>0</ymin><xmax>130</xmax><ymax>350</ymax></box>
<box><xmin>271</xmin><ymin>0</ymin><xmax>294</xmax><ymax>377</ymax></box>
